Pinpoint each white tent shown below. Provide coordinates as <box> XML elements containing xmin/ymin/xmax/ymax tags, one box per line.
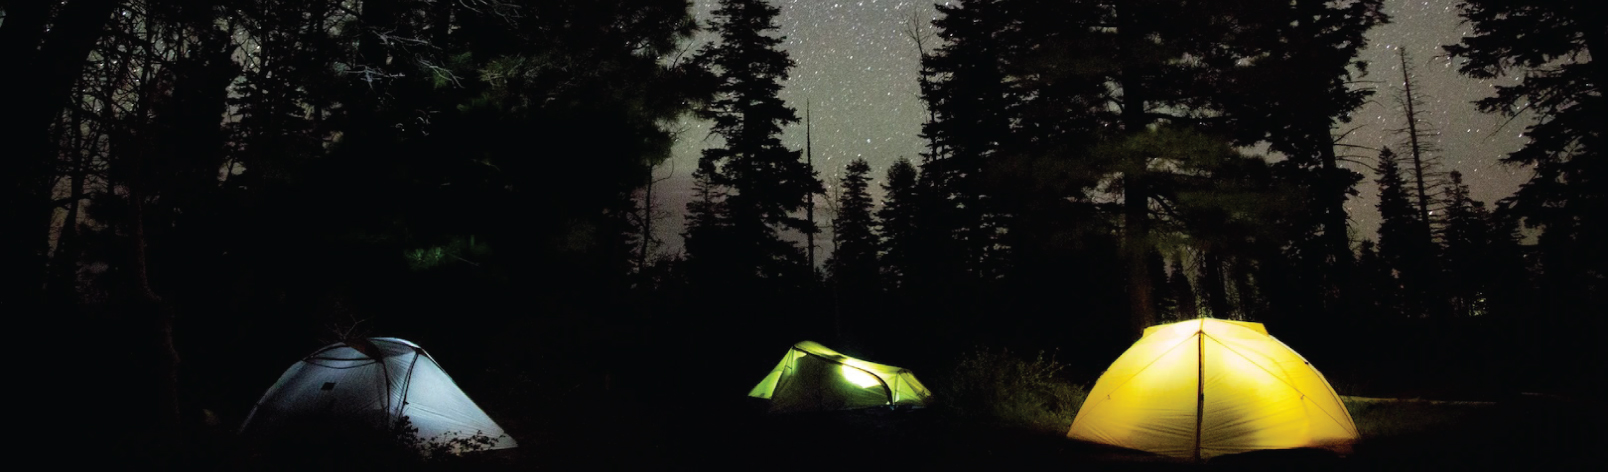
<box><xmin>240</xmin><ymin>337</ymin><xmax>517</xmax><ymax>454</ymax></box>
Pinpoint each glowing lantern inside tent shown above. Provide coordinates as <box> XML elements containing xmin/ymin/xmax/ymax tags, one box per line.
<box><xmin>840</xmin><ymin>364</ymin><xmax>882</xmax><ymax>388</ymax></box>
<box><xmin>748</xmin><ymin>341</ymin><xmax>934</xmax><ymax>412</ymax></box>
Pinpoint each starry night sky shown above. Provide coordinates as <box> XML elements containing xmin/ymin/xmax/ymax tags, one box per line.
<box><xmin>651</xmin><ymin>0</ymin><xmax>1533</xmax><ymax>258</ymax></box>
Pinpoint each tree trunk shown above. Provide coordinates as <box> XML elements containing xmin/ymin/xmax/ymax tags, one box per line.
<box><xmin>129</xmin><ymin>148</ymin><xmax>184</xmax><ymax>466</ymax></box>
<box><xmin>346</xmin><ymin>0</ymin><xmax>398</xmax><ymax>147</ymax></box>
<box><xmin>1398</xmin><ymin>49</ymin><xmax>1434</xmax><ymax>229</ymax></box>
<box><xmin>1123</xmin><ymin>155</ymin><xmax>1155</xmax><ymax>335</ymax></box>
<box><xmin>1229</xmin><ymin>257</ymin><xmax>1261</xmax><ymax>320</ymax></box>
<box><xmin>46</xmin><ymin>101</ymin><xmax>91</xmax><ymax>306</ymax></box>
<box><xmin>0</xmin><ymin>0</ymin><xmax>120</xmax><ymax>316</ymax></box>
<box><xmin>0</xmin><ymin>1</ymin><xmax>58</xmax><ymax>319</ymax></box>
<box><xmin>1316</xmin><ymin>132</ymin><xmax>1354</xmax><ymax>311</ymax></box>
<box><xmin>1201</xmin><ymin>249</ymin><xmax>1231</xmax><ymax>319</ymax></box>
<box><xmin>1290</xmin><ymin>0</ymin><xmax>1355</xmax><ymax>318</ymax></box>
<box><xmin>640</xmin><ymin>168</ymin><xmax>654</xmax><ymax>271</ymax></box>
<box><xmin>1118</xmin><ymin>4</ymin><xmax>1155</xmax><ymax>337</ymax></box>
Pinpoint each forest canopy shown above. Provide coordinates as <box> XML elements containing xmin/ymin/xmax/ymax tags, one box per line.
<box><xmin>0</xmin><ymin>0</ymin><xmax>1601</xmax><ymax>469</ymax></box>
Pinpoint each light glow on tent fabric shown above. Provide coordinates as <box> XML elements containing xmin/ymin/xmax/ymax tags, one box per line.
<box><xmin>840</xmin><ymin>364</ymin><xmax>882</xmax><ymax>388</ymax></box>
<box><xmin>239</xmin><ymin>338</ymin><xmax>518</xmax><ymax>454</ymax></box>
<box><xmin>749</xmin><ymin>341</ymin><xmax>932</xmax><ymax>412</ymax></box>
<box><xmin>1067</xmin><ymin>319</ymin><xmax>1357</xmax><ymax>460</ymax></box>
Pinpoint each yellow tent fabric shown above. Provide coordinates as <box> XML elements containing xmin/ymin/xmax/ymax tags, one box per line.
<box><xmin>748</xmin><ymin>341</ymin><xmax>933</xmax><ymax>412</ymax></box>
<box><xmin>1067</xmin><ymin>318</ymin><xmax>1358</xmax><ymax>460</ymax></box>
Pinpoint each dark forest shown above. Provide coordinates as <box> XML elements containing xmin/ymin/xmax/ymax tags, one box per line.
<box><xmin>2</xmin><ymin>0</ymin><xmax>1603</xmax><ymax>470</ymax></box>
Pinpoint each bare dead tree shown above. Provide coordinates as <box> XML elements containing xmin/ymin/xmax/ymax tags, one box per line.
<box><xmin>902</xmin><ymin>6</ymin><xmax>937</xmax><ymax>84</ymax></box>
<box><xmin>322</xmin><ymin>302</ymin><xmax>372</xmax><ymax>345</ymax></box>
<box><xmin>1392</xmin><ymin>47</ymin><xmax>1448</xmax><ymax>235</ymax></box>
<box><xmin>903</xmin><ymin>6</ymin><xmax>940</xmax><ymax>160</ymax></box>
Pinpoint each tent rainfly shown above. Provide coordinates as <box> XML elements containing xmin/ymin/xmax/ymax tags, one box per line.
<box><xmin>1067</xmin><ymin>318</ymin><xmax>1358</xmax><ymax>461</ymax></box>
<box><xmin>748</xmin><ymin>341</ymin><xmax>933</xmax><ymax>412</ymax></box>
<box><xmin>240</xmin><ymin>337</ymin><xmax>517</xmax><ymax>453</ymax></box>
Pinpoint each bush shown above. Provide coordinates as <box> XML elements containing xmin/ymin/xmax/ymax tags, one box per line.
<box><xmin>940</xmin><ymin>346</ymin><xmax>1089</xmax><ymax>434</ymax></box>
<box><xmin>391</xmin><ymin>415</ymin><xmax>503</xmax><ymax>461</ymax></box>
<box><xmin>241</xmin><ymin>414</ymin><xmax>501</xmax><ymax>471</ymax></box>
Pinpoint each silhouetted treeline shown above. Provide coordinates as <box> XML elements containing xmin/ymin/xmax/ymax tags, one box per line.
<box><xmin>1</xmin><ymin>0</ymin><xmax>1602</xmax><ymax>468</ymax></box>
<box><xmin>4</xmin><ymin>0</ymin><xmax>711</xmax><ymax>466</ymax></box>
<box><xmin>681</xmin><ymin>0</ymin><xmax>822</xmax><ymax>339</ymax></box>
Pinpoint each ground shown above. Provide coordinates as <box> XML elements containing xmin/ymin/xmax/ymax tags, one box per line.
<box><xmin>279</xmin><ymin>391</ymin><xmax>1594</xmax><ymax>471</ymax></box>
<box><xmin>151</xmin><ymin>323</ymin><xmax>1604</xmax><ymax>471</ymax></box>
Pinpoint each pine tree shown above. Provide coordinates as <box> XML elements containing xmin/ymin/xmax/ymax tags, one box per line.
<box><xmin>686</xmin><ymin>0</ymin><xmax>823</xmax><ymax>290</ymax></box>
<box><xmin>1198</xmin><ymin>249</ymin><xmax>1232</xmax><ymax>319</ymax></box>
<box><xmin>1380</xmin><ymin>48</ymin><xmax>1456</xmax><ymax>319</ymax></box>
<box><xmin>1122</xmin><ymin>128</ymin><xmax>1294</xmax><ymax>324</ymax></box>
<box><xmin>826</xmin><ymin>159</ymin><xmax>881</xmax><ymax>340</ymax></box>
<box><xmin>0</xmin><ymin>0</ymin><xmax>122</xmax><ymax>317</ymax></box>
<box><xmin>1374</xmin><ymin>147</ymin><xmax>1436</xmax><ymax>318</ymax></box>
<box><xmin>916</xmin><ymin>0</ymin><xmax>1382</xmax><ymax>335</ymax></box>
<box><xmin>925</xmin><ymin>0</ymin><xmax>1219</xmax><ymax>335</ymax></box>
<box><xmin>1353</xmin><ymin>239</ymin><xmax>1401</xmax><ymax>322</ymax></box>
<box><xmin>1208</xmin><ymin>0</ymin><xmax>1388</xmax><ymax>322</ymax></box>
<box><xmin>1438</xmin><ymin>170</ymin><xmax>1492</xmax><ymax>317</ymax></box>
<box><xmin>1149</xmin><ymin>250</ymin><xmax>1175</xmax><ymax>320</ymax></box>
<box><xmin>683</xmin><ymin>161</ymin><xmax>738</xmax><ymax>288</ymax></box>
<box><xmin>1373</xmin><ymin>147</ymin><xmax>1415</xmax><ymax>271</ymax></box>
<box><xmin>1480</xmin><ymin>206</ymin><xmax>1534</xmax><ymax>320</ymax></box>
<box><xmin>877</xmin><ymin>157</ymin><xmax>921</xmax><ymax>291</ymax></box>
<box><xmin>1168</xmin><ymin>258</ymin><xmax>1199</xmax><ymax>321</ymax></box>
<box><xmin>917</xmin><ymin>0</ymin><xmax>1015</xmax><ymax>293</ymax></box>
<box><xmin>827</xmin><ymin>159</ymin><xmax>881</xmax><ymax>291</ymax></box>
<box><xmin>1110</xmin><ymin>0</ymin><xmax>1169</xmax><ymax>335</ymax></box>
<box><xmin>1444</xmin><ymin>0</ymin><xmax>1606</xmax><ymax>316</ymax></box>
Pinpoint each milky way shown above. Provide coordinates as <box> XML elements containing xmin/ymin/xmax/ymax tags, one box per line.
<box><xmin>652</xmin><ymin>0</ymin><xmax>1533</xmax><ymax>257</ymax></box>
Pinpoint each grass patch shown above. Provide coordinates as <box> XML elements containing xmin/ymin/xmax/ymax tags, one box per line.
<box><xmin>1337</xmin><ymin>395</ymin><xmax>1600</xmax><ymax>469</ymax></box>
<box><xmin>939</xmin><ymin>346</ymin><xmax>1088</xmax><ymax>434</ymax></box>
<box><xmin>1341</xmin><ymin>396</ymin><xmax>1494</xmax><ymax>440</ymax></box>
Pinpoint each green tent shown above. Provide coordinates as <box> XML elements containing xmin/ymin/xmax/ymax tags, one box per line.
<box><xmin>748</xmin><ymin>341</ymin><xmax>933</xmax><ymax>412</ymax></box>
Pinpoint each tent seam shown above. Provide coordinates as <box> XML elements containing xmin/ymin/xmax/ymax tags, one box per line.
<box><xmin>1091</xmin><ymin>332</ymin><xmax>1202</xmax><ymax>401</ymax></box>
<box><xmin>1202</xmin><ymin>333</ymin><xmax>1352</xmax><ymax>434</ymax></box>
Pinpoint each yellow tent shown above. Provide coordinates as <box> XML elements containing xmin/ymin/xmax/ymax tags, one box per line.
<box><xmin>748</xmin><ymin>341</ymin><xmax>933</xmax><ymax>412</ymax></box>
<box><xmin>1067</xmin><ymin>318</ymin><xmax>1358</xmax><ymax>460</ymax></box>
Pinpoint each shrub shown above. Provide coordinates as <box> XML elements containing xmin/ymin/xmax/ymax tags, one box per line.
<box><xmin>242</xmin><ymin>414</ymin><xmax>502</xmax><ymax>471</ymax></box>
<box><xmin>940</xmin><ymin>346</ymin><xmax>1089</xmax><ymax>434</ymax></box>
<box><xmin>391</xmin><ymin>415</ymin><xmax>503</xmax><ymax>461</ymax></box>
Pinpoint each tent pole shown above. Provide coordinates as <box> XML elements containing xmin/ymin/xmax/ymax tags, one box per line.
<box><xmin>1195</xmin><ymin>325</ymin><xmax>1205</xmax><ymax>462</ymax></box>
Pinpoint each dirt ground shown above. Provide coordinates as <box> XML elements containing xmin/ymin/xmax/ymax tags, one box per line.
<box><xmin>424</xmin><ymin>392</ymin><xmax>1598</xmax><ymax>471</ymax></box>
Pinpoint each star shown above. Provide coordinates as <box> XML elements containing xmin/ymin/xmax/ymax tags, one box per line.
<box><xmin>1347</xmin><ymin>0</ymin><xmax>1529</xmax><ymax>242</ymax></box>
<box><xmin>654</xmin><ymin>0</ymin><xmax>1533</xmax><ymax>255</ymax></box>
<box><xmin>659</xmin><ymin>0</ymin><xmax>938</xmax><ymax>252</ymax></box>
